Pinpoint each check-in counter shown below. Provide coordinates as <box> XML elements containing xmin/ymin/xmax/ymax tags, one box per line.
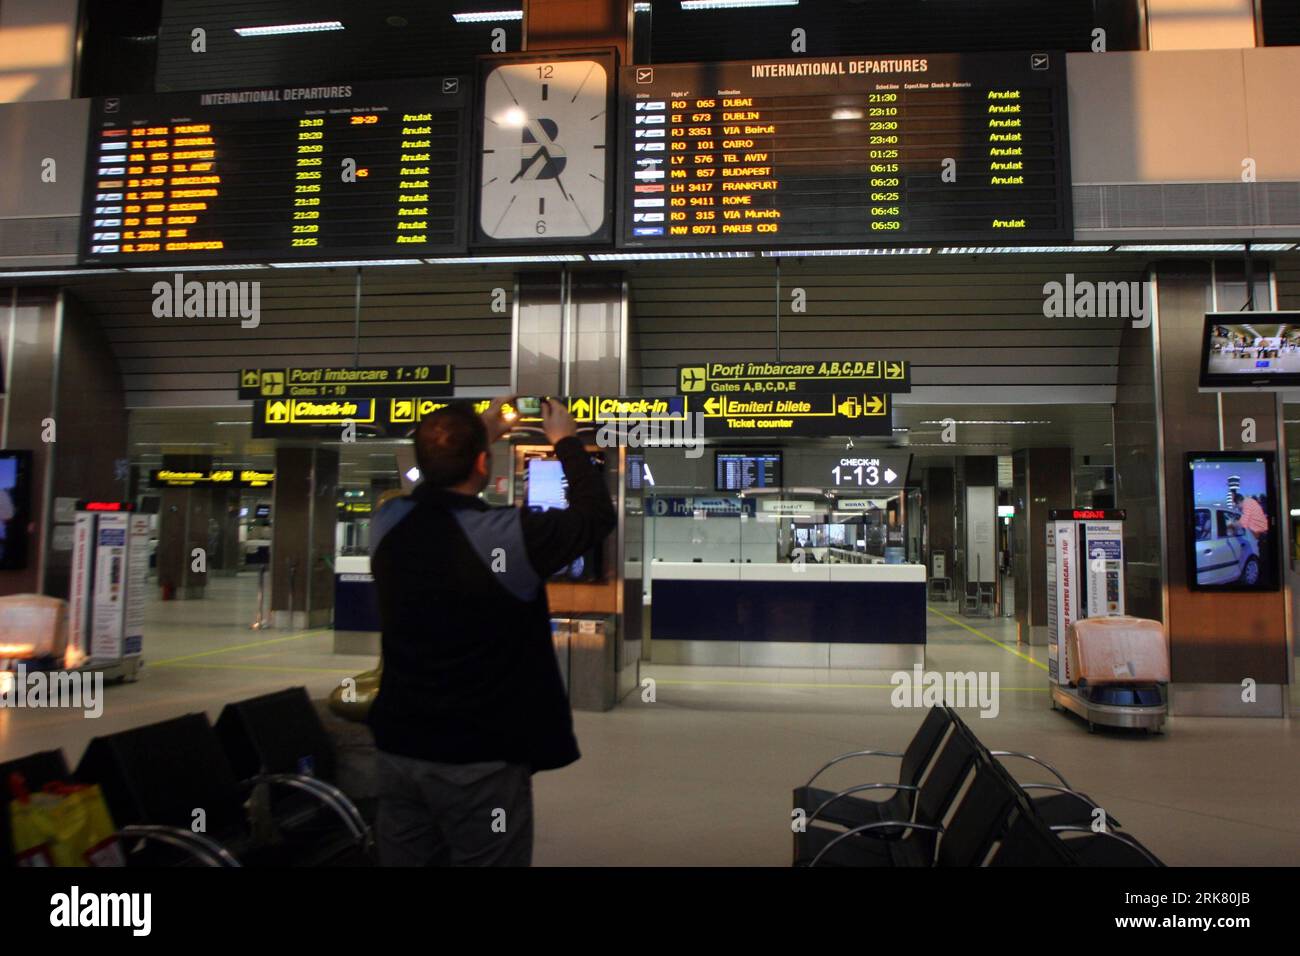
<box><xmin>648</xmin><ymin>561</ymin><xmax>926</xmax><ymax>668</ymax></box>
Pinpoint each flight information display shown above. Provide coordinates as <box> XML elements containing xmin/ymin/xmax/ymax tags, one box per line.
<box><xmin>716</xmin><ymin>451</ymin><xmax>783</xmax><ymax>491</ymax></box>
<box><xmin>619</xmin><ymin>52</ymin><xmax>1071</xmax><ymax>247</ymax></box>
<box><xmin>80</xmin><ymin>79</ymin><xmax>470</xmax><ymax>265</ymax></box>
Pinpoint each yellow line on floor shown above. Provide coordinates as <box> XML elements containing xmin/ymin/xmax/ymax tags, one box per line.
<box><xmin>149</xmin><ymin>629</ymin><xmax>332</xmax><ymax>666</ymax></box>
<box><xmin>926</xmin><ymin>605</ymin><xmax>1048</xmax><ymax>672</ymax></box>
<box><xmin>148</xmin><ymin>661</ymin><xmax>357</xmax><ymax>675</ymax></box>
<box><xmin>653</xmin><ymin>679</ymin><xmax>1048</xmax><ymax>692</ymax></box>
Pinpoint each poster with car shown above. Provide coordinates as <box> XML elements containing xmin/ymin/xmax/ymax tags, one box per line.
<box><xmin>1186</xmin><ymin>453</ymin><xmax>1279</xmax><ymax>591</ymax></box>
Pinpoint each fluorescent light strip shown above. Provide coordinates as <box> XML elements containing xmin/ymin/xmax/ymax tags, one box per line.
<box><xmin>633</xmin><ymin>2</ymin><xmax>653</xmax><ymax>10</ymax></box>
<box><xmin>1248</xmin><ymin>243</ymin><xmax>1296</xmax><ymax>251</ymax></box>
<box><xmin>0</xmin><ymin>268</ymin><xmax>121</xmax><ymax>277</ymax></box>
<box><xmin>452</xmin><ymin>10</ymin><xmax>523</xmax><ymax>22</ymax></box>
<box><xmin>588</xmin><ymin>251</ymin><xmax>753</xmax><ymax>260</ymax></box>
<box><xmin>1114</xmin><ymin>243</ymin><xmax>1246</xmax><ymax>253</ymax></box>
<box><xmin>761</xmin><ymin>248</ymin><xmax>931</xmax><ymax>257</ymax></box>
<box><xmin>235</xmin><ymin>21</ymin><xmax>344</xmax><ymax>37</ymax></box>
<box><xmin>267</xmin><ymin>259</ymin><xmax>424</xmax><ymax>268</ymax></box>
<box><xmin>938</xmin><ymin>246</ymin><xmax>1113</xmax><ymax>254</ymax></box>
<box><xmin>125</xmin><ymin>264</ymin><xmax>267</xmax><ymax>272</ymax></box>
<box><xmin>918</xmin><ymin>419</ymin><xmax>1051</xmax><ymax>426</ymax></box>
<box><xmin>426</xmin><ymin>255</ymin><xmax>585</xmax><ymax>264</ymax></box>
<box><xmin>682</xmin><ymin>0</ymin><xmax>798</xmax><ymax>8</ymax></box>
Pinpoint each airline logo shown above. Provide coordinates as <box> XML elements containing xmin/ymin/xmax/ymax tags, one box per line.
<box><xmin>633</xmin><ymin>226</ymin><xmax>665</xmax><ymax>236</ymax></box>
<box><xmin>636</xmin><ymin>157</ymin><xmax>662</xmax><ymax>167</ymax></box>
<box><xmin>634</xmin><ymin>128</ymin><xmax>665</xmax><ymax>138</ymax></box>
<box><xmin>633</xmin><ymin>212</ymin><xmax>664</xmax><ymax>222</ymax></box>
<box><xmin>634</xmin><ymin>101</ymin><xmax>666</xmax><ymax>111</ymax></box>
<box><xmin>634</xmin><ymin>184</ymin><xmax>664</xmax><ymax>193</ymax></box>
<box><xmin>634</xmin><ymin>142</ymin><xmax>664</xmax><ymax>151</ymax></box>
<box><xmin>634</xmin><ymin>114</ymin><xmax>665</xmax><ymax>125</ymax></box>
<box><xmin>634</xmin><ymin>169</ymin><xmax>664</xmax><ymax>180</ymax></box>
<box><xmin>634</xmin><ymin>198</ymin><xmax>665</xmax><ymax>207</ymax></box>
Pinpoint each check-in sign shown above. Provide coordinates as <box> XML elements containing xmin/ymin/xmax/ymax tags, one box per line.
<box><xmin>678</xmin><ymin>360</ymin><xmax>909</xmax><ymax>395</ymax></box>
<box><xmin>263</xmin><ymin>399</ymin><xmax>376</xmax><ymax>425</ymax></box>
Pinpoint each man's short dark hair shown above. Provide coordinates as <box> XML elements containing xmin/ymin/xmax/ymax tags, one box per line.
<box><xmin>414</xmin><ymin>405</ymin><xmax>488</xmax><ymax>488</ymax></box>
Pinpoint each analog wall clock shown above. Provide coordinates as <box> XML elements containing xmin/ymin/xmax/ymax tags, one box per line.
<box><xmin>475</xmin><ymin>51</ymin><xmax>615</xmax><ymax>244</ymax></box>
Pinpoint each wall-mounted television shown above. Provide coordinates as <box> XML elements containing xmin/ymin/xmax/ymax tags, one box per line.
<box><xmin>1185</xmin><ymin>452</ymin><xmax>1280</xmax><ymax>591</ymax></box>
<box><xmin>1200</xmin><ymin>312</ymin><xmax>1300</xmax><ymax>389</ymax></box>
<box><xmin>715</xmin><ymin>451</ymin><xmax>782</xmax><ymax>491</ymax></box>
<box><xmin>0</xmin><ymin>451</ymin><xmax>32</xmax><ymax>570</ymax></box>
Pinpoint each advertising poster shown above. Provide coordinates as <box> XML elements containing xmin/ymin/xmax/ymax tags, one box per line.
<box><xmin>1046</xmin><ymin>520</ymin><xmax>1076</xmax><ymax>686</ymax></box>
<box><xmin>1082</xmin><ymin>520</ymin><xmax>1125</xmax><ymax>617</ymax></box>
<box><xmin>123</xmin><ymin>514</ymin><xmax>149</xmax><ymax>657</ymax></box>
<box><xmin>89</xmin><ymin>513</ymin><xmax>128</xmax><ymax>661</ymax></box>
<box><xmin>67</xmin><ymin>513</ymin><xmax>95</xmax><ymax>660</ymax></box>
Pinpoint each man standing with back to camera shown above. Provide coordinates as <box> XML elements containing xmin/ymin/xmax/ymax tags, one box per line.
<box><xmin>367</xmin><ymin>396</ymin><xmax>616</xmax><ymax>866</ymax></box>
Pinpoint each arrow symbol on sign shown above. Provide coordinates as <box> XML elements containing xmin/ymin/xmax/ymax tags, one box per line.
<box><xmin>570</xmin><ymin>397</ymin><xmax>593</xmax><ymax>420</ymax></box>
<box><xmin>704</xmin><ymin>397</ymin><xmax>723</xmax><ymax>416</ymax></box>
<box><xmin>884</xmin><ymin>468</ymin><xmax>897</xmax><ymax>483</ymax></box>
<box><xmin>864</xmin><ymin>395</ymin><xmax>885</xmax><ymax>415</ymax></box>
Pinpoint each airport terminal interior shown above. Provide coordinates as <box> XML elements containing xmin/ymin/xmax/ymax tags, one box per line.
<box><xmin>2</xmin><ymin>0</ymin><xmax>1300</xmax><ymax>871</ymax></box>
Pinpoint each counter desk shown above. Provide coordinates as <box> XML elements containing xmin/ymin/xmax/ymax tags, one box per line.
<box><xmin>646</xmin><ymin>561</ymin><xmax>927</xmax><ymax>668</ymax></box>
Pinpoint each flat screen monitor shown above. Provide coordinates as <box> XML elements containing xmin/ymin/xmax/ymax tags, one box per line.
<box><xmin>1200</xmin><ymin>312</ymin><xmax>1300</xmax><ymax>389</ymax></box>
<box><xmin>525</xmin><ymin>459</ymin><xmax>569</xmax><ymax>512</ymax></box>
<box><xmin>715</xmin><ymin>451</ymin><xmax>782</xmax><ymax>491</ymax></box>
<box><xmin>524</xmin><ymin>453</ymin><xmax>606</xmax><ymax>581</ymax></box>
<box><xmin>0</xmin><ymin>451</ymin><xmax>32</xmax><ymax>570</ymax></box>
<box><xmin>1185</xmin><ymin>452</ymin><xmax>1279</xmax><ymax>591</ymax></box>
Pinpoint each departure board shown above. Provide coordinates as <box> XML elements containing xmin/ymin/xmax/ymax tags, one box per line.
<box><xmin>618</xmin><ymin>53</ymin><xmax>1071</xmax><ymax>248</ymax></box>
<box><xmin>80</xmin><ymin>79</ymin><xmax>470</xmax><ymax>265</ymax></box>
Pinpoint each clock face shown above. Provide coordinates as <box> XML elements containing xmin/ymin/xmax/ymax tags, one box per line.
<box><xmin>479</xmin><ymin>60</ymin><xmax>609</xmax><ymax>241</ymax></box>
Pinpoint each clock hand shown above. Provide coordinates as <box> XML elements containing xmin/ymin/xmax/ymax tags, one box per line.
<box><xmin>510</xmin><ymin>148</ymin><xmax>549</xmax><ymax>184</ymax></box>
<box><xmin>552</xmin><ymin>170</ymin><xmax>570</xmax><ymax>202</ymax></box>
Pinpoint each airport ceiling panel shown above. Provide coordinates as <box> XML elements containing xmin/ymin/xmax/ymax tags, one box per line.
<box><xmin>629</xmin><ymin>255</ymin><xmax>1140</xmax><ymax>404</ymax></box>
<box><xmin>152</xmin><ymin>0</ymin><xmax>520</xmax><ymax>93</ymax></box>
<box><xmin>68</xmin><ymin>266</ymin><xmax>515</xmax><ymax>407</ymax></box>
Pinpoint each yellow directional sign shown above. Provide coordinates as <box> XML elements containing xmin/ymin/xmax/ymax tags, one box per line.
<box><xmin>390</xmin><ymin>398</ymin><xmax>416</xmax><ymax>423</ymax></box>
<box><xmin>674</xmin><ymin>360</ymin><xmax>911</xmax><ymax>395</ymax></box>
<box><xmin>241</xmin><ymin>370</ymin><xmax>262</xmax><ymax>390</ymax></box>
<box><xmin>570</xmin><ymin>397</ymin><xmax>594</xmax><ymax>422</ymax></box>
<box><xmin>679</xmin><ymin>366</ymin><xmax>707</xmax><ymax>393</ymax></box>
<box><xmin>284</xmin><ymin>399</ymin><xmax>376</xmax><ymax>425</ymax></box>
<box><xmin>593</xmin><ymin>397</ymin><xmax>688</xmax><ymax>422</ymax></box>
<box><xmin>259</xmin><ymin>371</ymin><xmax>285</xmax><ymax>396</ymax></box>
<box><xmin>265</xmin><ymin>400</ymin><xmax>290</xmax><ymax>424</ymax></box>
<box><xmin>699</xmin><ymin>393</ymin><xmax>891</xmax><ymax>436</ymax></box>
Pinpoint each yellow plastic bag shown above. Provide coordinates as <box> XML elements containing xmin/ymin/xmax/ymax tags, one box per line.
<box><xmin>9</xmin><ymin>783</ymin><xmax>125</xmax><ymax>866</ymax></box>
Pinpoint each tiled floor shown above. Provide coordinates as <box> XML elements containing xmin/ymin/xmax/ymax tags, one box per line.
<box><xmin>4</xmin><ymin>574</ymin><xmax>1299</xmax><ymax>865</ymax></box>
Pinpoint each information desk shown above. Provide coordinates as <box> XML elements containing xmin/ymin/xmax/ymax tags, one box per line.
<box><xmin>648</xmin><ymin>562</ymin><xmax>926</xmax><ymax>668</ymax></box>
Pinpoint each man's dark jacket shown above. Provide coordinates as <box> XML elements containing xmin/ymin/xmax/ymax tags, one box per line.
<box><xmin>368</xmin><ymin>436</ymin><xmax>616</xmax><ymax>772</ymax></box>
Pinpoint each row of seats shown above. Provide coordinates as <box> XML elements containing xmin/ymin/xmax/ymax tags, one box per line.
<box><xmin>2</xmin><ymin>687</ymin><xmax>373</xmax><ymax>867</ymax></box>
<box><xmin>792</xmin><ymin>706</ymin><xmax>1163</xmax><ymax>867</ymax></box>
